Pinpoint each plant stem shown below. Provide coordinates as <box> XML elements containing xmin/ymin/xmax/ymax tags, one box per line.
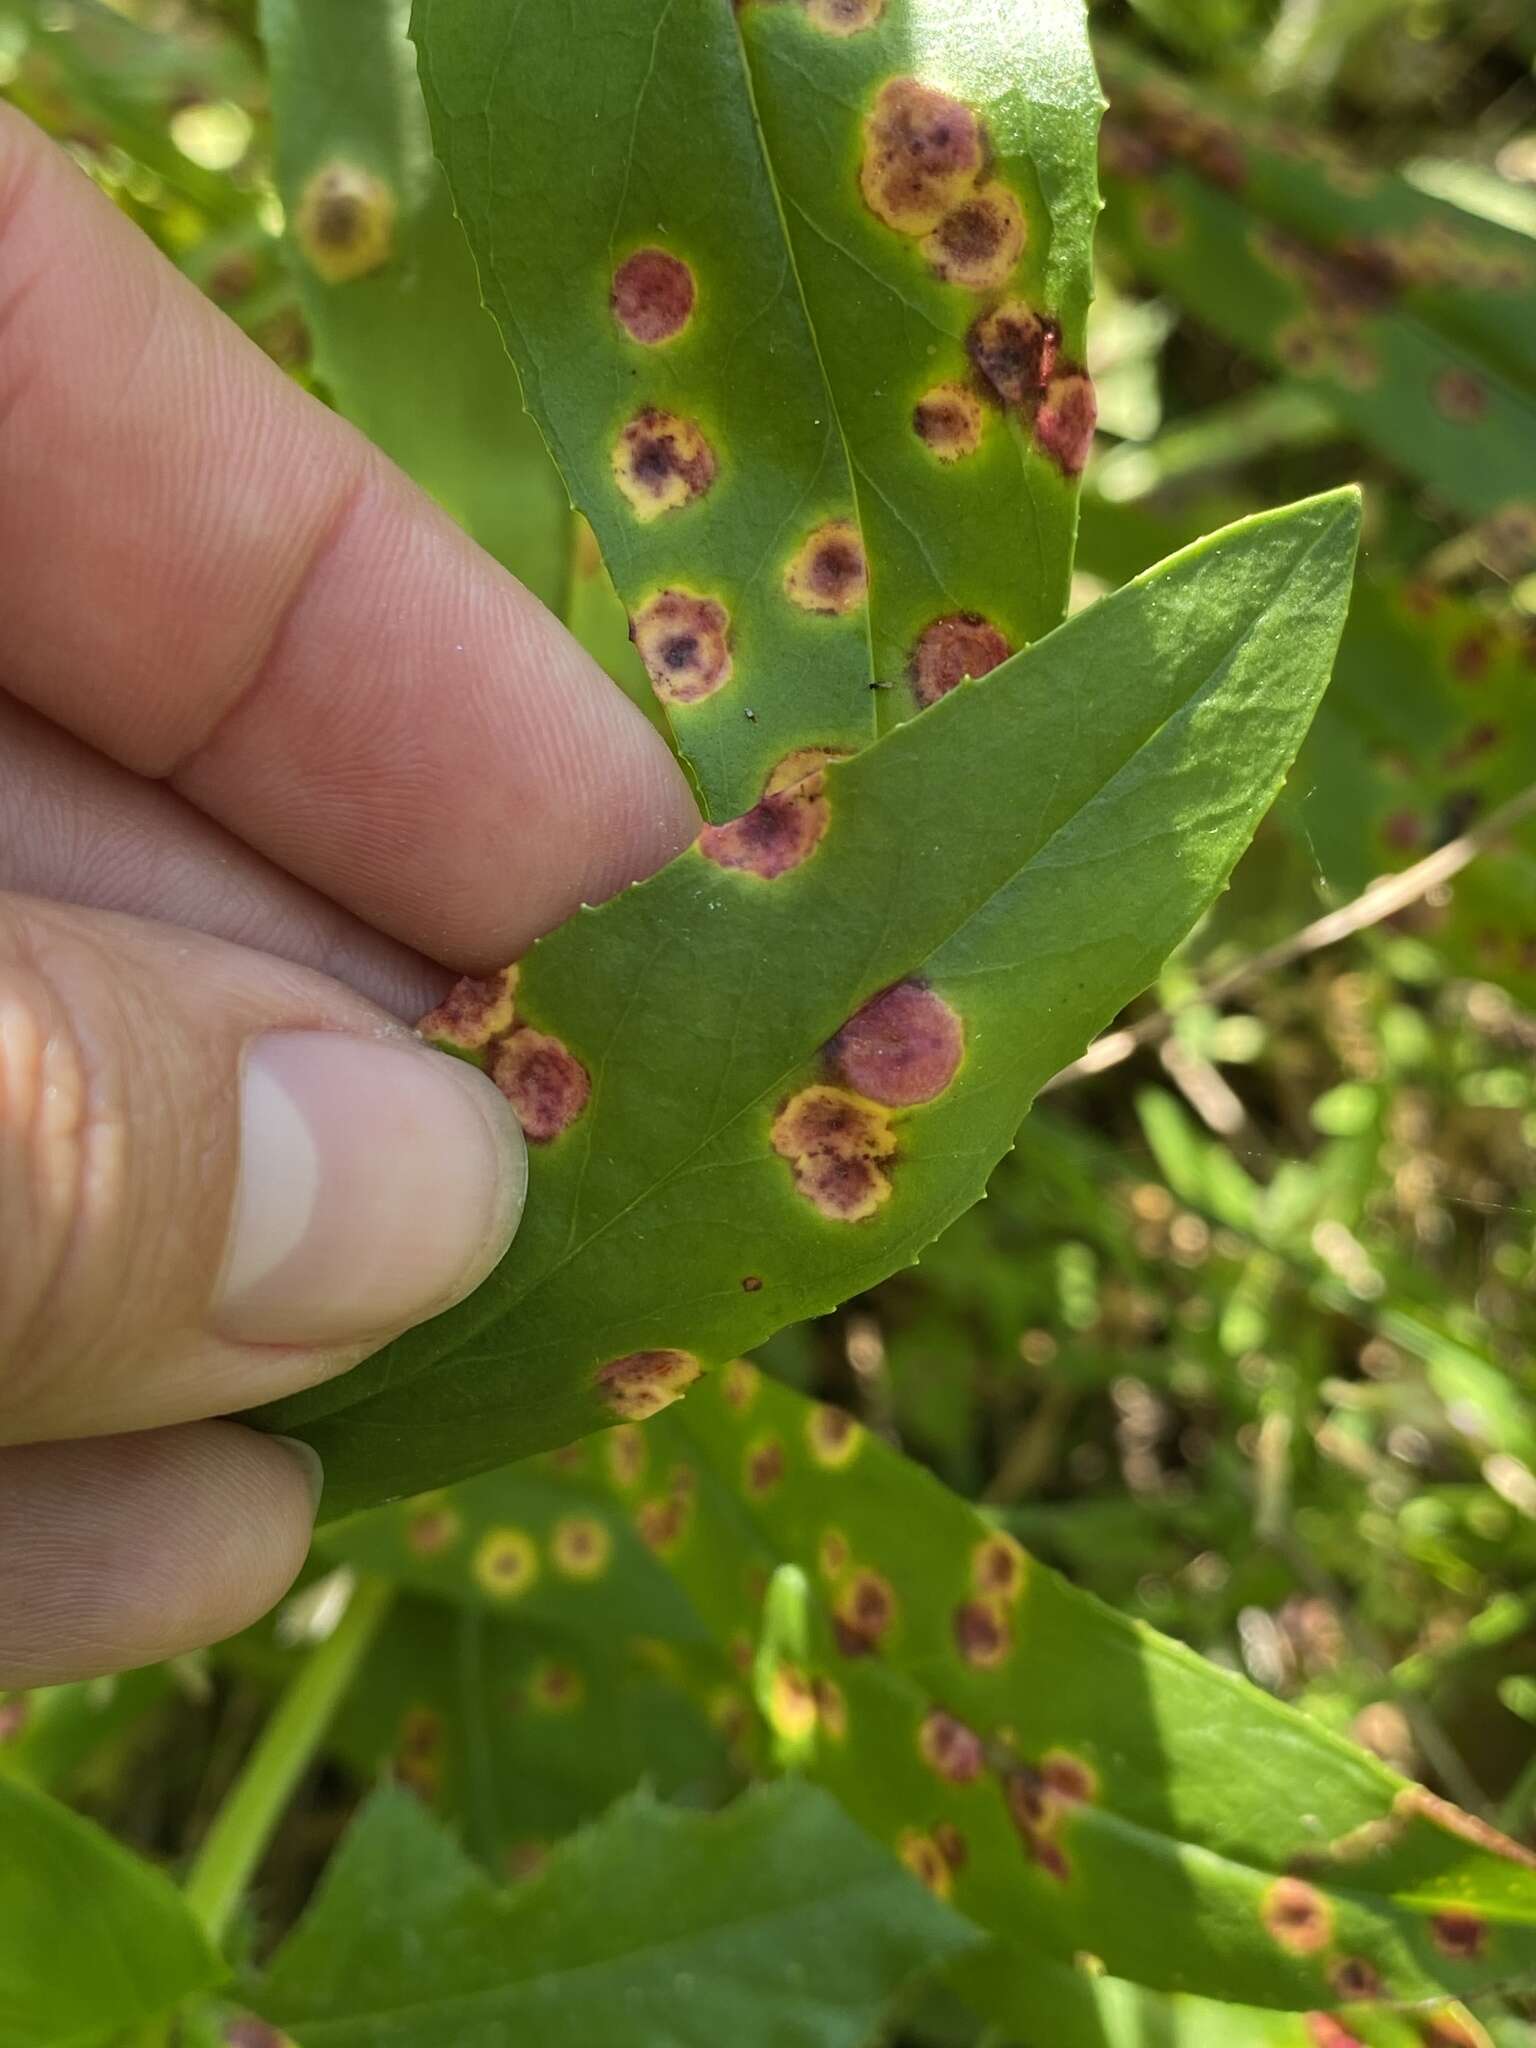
<box><xmin>183</xmin><ymin>1574</ymin><xmax>393</xmax><ymax>1948</ymax></box>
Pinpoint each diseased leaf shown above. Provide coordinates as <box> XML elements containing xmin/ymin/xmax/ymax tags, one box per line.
<box><xmin>262</xmin><ymin>0</ymin><xmax>569</xmax><ymax>608</ymax></box>
<box><xmin>410</xmin><ymin>0</ymin><xmax>1102</xmax><ymax>813</ymax></box>
<box><xmin>0</xmin><ymin>1775</ymin><xmax>222</xmax><ymax>2048</ymax></box>
<box><xmin>255</xmin><ymin>491</ymin><xmax>1359</xmax><ymax>1511</ymax></box>
<box><xmin>1096</xmin><ymin>44</ymin><xmax>1536</xmax><ymax>522</ymax></box>
<box><xmin>251</xmin><ymin>1780</ymin><xmax>978</xmax><ymax>2047</ymax></box>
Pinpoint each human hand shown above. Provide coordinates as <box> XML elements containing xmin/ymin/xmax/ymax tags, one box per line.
<box><xmin>0</xmin><ymin>106</ymin><xmax>697</xmax><ymax>1687</ymax></box>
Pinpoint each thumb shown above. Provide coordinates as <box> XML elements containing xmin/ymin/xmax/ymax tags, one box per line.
<box><xmin>0</xmin><ymin>893</ymin><xmax>526</xmax><ymax>1448</ymax></box>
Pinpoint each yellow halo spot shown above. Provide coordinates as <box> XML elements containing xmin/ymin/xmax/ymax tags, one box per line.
<box><xmin>472</xmin><ymin>1526</ymin><xmax>539</xmax><ymax>1601</ymax></box>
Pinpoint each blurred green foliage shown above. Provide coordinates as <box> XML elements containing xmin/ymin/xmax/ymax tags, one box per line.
<box><xmin>1</xmin><ymin>1</ymin><xmax>1533</xmax><ymax>2044</ymax></box>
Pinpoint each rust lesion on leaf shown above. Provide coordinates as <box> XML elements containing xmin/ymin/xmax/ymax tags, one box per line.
<box><xmin>1261</xmin><ymin>1876</ymin><xmax>1334</xmax><ymax>1954</ymax></box>
<box><xmin>897</xmin><ymin>1827</ymin><xmax>954</xmax><ymax>1899</ymax></box>
<box><xmin>418</xmin><ymin>965</ymin><xmax>519</xmax><ymax>1054</ymax></box>
<box><xmin>631</xmin><ymin>588</ymin><xmax>734</xmax><ymax>705</ymax></box>
<box><xmin>491</xmin><ymin>1029</ymin><xmax>590</xmax><ymax>1143</ymax></box>
<box><xmin>918</xmin><ymin>1708</ymin><xmax>985</xmax><ymax>1784</ymax></box>
<box><xmin>472</xmin><ymin>1526</ymin><xmax>539</xmax><ymax>1601</ymax></box>
<box><xmin>801</xmin><ymin>0</ymin><xmax>884</xmax><ymax>33</ymax></box>
<box><xmin>610</xmin><ymin>247</ymin><xmax>696</xmax><ymax>345</ymax></box>
<box><xmin>784</xmin><ymin>519</ymin><xmax>868</xmax><ymax>615</ymax></box>
<box><xmin>295</xmin><ymin>160</ymin><xmax>396</xmax><ymax>283</ymax></box>
<box><xmin>833</xmin><ymin>1568</ymin><xmax>897</xmax><ymax>1655</ymax></box>
<box><xmin>970</xmin><ymin>1530</ymin><xmax>1027</xmax><ymax>1600</ymax></box>
<box><xmin>699</xmin><ymin>748</ymin><xmax>846</xmax><ymax>880</ymax></box>
<box><xmin>403</xmin><ymin>1496</ymin><xmax>462</xmax><ymax>1559</ymax></box>
<box><xmin>912</xmin><ymin>382</ymin><xmax>985</xmax><ymax>462</ymax></box>
<box><xmin>968</xmin><ymin>301</ymin><xmax>1058</xmax><ymax>407</ymax></box>
<box><xmin>910</xmin><ymin>613</ymin><xmax>1012</xmax><ymax>709</ymax></box>
<box><xmin>595</xmin><ymin>1348</ymin><xmax>703</xmax><ymax>1421</ymax></box>
<box><xmin>805</xmin><ymin>1402</ymin><xmax>863</xmax><ymax>1468</ymax></box>
<box><xmin>831</xmin><ymin>980</ymin><xmax>964</xmax><ymax>1106</ymax></box>
<box><xmin>921</xmin><ymin>184</ymin><xmax>1026</xmax><ymax>291</ymax></box>
<box><xmin>860</xmin><ymin>78</ymin><xmax>984</xmax><ymax>235</ymax></box>
<box><xmin>1429</xmin><ymin>1912</ymin><xmax>1487</xmax><ymax>1961</ymax></box>
<box><xmin>550</xmin><ymin>1514</ymin><xmax>612</xmax><ymax>1580</ymax></box>
<box><xmin>744</xmin><ymin>1433</ymin><xmax>787</xmax><ymax>1496</ymax></box>
<box><xmin>611</xmin><ymin>407</ymin><xmax>717</xmax><ymax>520</ymax></box>
<box><xmin>771</xmin><ymin>1084</ymin><xmax>896</xmax><ymax>1222</ymax></box>
<box><xmin>952</xmin><ymin>1595</ymin><xmax>1012</xmax><ymax>1668</ymax></box>
<box><xmin>1034</xmin><ymin>370</ymin><xmax>1099</xmax><ymax>476</ymax></box>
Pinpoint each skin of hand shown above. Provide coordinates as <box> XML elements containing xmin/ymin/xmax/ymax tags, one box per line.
<box><xmin>0</xmin><ymin>104</ymin><xmax>699</xmax><ymax>1687</ymax></box>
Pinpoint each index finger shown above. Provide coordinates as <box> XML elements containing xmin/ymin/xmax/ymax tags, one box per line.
<box><xmin>0</xmin><ymin>106</ymin><xmax>697</xmax><ymax>969</ymax></box>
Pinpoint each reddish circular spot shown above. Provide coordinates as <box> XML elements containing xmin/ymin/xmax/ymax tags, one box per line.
<box><xmin>832</xmin><ymin>980</ymin><xmax>964</xmax><ymax>1107</ymax></box>
<box><xmin>745</xmin><ymin>1435</ymin><xmax>786</xmax><ymax>1495</ymax></box>
<box><xmin>1328</xmin><ymin>1957</ymin><xmax>1382</xmax><ymax>2001</ymax></box>
<box><xmin>611</xmin><ymin>248</ymin><xmax>695</xmax><ymax>345</ymax></box>
<box><xmin>1305</xmin><ymin>2019</ymin><xmax>1366</xmax><ymax>2048</ymax></box>
<box><xmin>921</xmin><ymin>184</ymin><xmax>1025</xmax><ymax>290</ymax></box>
<box><xmin>933</xmin><ymin>1820</ymin><xmax>968</xmax><ymax>1871</ymax></box>
<box><xmin>632</xmin><ymin>588</ymin><xmax>732</xmax><ymax>705</ymax></box>
<box><xmin>491</xmin><ymin>1027</ymin><xmax>589</xmax><ymax>1142</ymax></box>
<box><xmin>1430</xmin><ymin>1912</ymin><xmax>1486</xmax><ymax>1961</ymax></box>
<box><xmin>785</xmin><ymin>519</ymin><xmax>867</xmax><ymax>615</ymax></box>
<box><xmin>910</xmin><ymin>613</ymin><xmax>1012</xmax><ymax>709</ymax></box>
<box><xmin>953</xmin><ymin>1597</ymin><xmax>1011</xmax><ymax>1668</ymax></box>
<box><xmin>1262</xmin><ymin>1877</ymin><xmax>1333</xmax><ymax>1955</ymax></box>
<box><xmin>834</xmin><ymin>1569</ymin><xmax>897</xmax><ymax>1655</ymax></box>
<box><xmin>967</xmin><ymin>302</ymin><xmax>1058</xmax><ymax>407</ymax></box>
<box><xmin>699</xmin><ymin>749</ymin><xmax>844</xmax><ymax>881</ymax></box>
<box><xmin>1034</xmin><ymin>370</ymin><xmax>1097</xmax><ymax>476</ymax></box>
<box><xmin>860</xmin><ymin>78</ymin><xmax>983</xmax><ymax>234</ymax></box>
<box><xmin>741</xmin><ymin>1274</ymin><xmax>763</xmax><ymax>1292</ymax></box>
<box><xmin>418</xmin><ymin>965</ymin><xmax>519</xmax><ymax>1053</ymax></box>
<box><xmin>612</xmin><ymin>408</ymin><xmax>716</xmax><ymax>521</ymax></box>
<box><xmin>595</xmin><ymin>1348</ymin><xmax>702</xmax><ymax>1421</ymax></box>
<box><xmin>912</xmin><ymin>382</ymin><xmax>984</xmax><ymax>463</ymax></box>
<box><xmin>918</xmin><ymin>1709</ymin><xmax>985</xmax><ymax>1784</ymax></box>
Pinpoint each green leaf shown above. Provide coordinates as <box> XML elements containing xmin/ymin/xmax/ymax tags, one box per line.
<box><xmin>261</xmin><ymin>0</ymin><xmax>569</xmax><ymax>608</ymax></box>
<box><xmin>251</xmin><ymin>1780</ymin><xmax>978</xmax><ymax>2046</ymax></box>
<box><xmin>255</xmin><ymin>489</ymin><xmax>1359</xmax><ymax>1511</ymax></box>
<box><xmin>0</xmin><ymin>1774</ymin><xmax>222</xmax><ymax>2048</ymax></box>
<box><xmin>410</xmin><ymin>0</ymin><xmax>1102</xmax><ymax>815</ymax></box>
<box><xmin>1096</xmin><ymin>44</ymin><xmax>1536</xmax><ymax>521</ymax></box>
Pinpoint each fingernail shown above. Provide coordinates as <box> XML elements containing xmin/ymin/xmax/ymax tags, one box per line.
<box><xmin>271</xmin><ymin>1435</ymin><xmax>326</xmax><ymax>1512</ymax></box>
<box><xmin>214</xmin><ymin>1031</ymin><xmax>527</xmax><ymax>1345</ymax></box>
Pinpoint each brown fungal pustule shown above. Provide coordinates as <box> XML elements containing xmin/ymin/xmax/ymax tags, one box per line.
<box><xmin>806</xmin><ymin>1402</ymin><xmax>862</xmax><ymax>1468</ymax></box>
<box><xmin>404</xmin><ymin>1501</ymin><xmax>462</xmax><ymax>1558</ymax></box>
<box><xmin>741</xmin><ymin>1274</ymin><xmax>763</xmax><ymax>1292</ymax></box>
<box><xmin>631</xmin><ymin>588</ymin><xmax>733</xmax><ymax>705</ymax></box>
<box><xmin>921</xmin><ymin>184</ymin><xmax>1026</xmax><ymax>290</ymax></box>
<box><xmin>833</xmin><ymin>1569</ymin><xmax>897</xmax><ymax>1655</ymax></box>
<box><xmin>933</xmin><ymin>1820</ymin><xmax>968</xmax><ymax>1871</ymax></box>
<box><xmin>771</xmin><ymin>1084</ymin><xmax>897</xmax><ymax>1222</ymax></box>
<box><xmin>417</xmin><ymin>965</ymin><xmax>519</xmax><ymax>1052</ymax></box>
<box><xmin>967</xmin><ymin>302</ymin><xmax>1059</xmax><ymax>407</ymax></box>
<box><xmin>910</xmin><ymin>613</ymin><xmax>1012</xmax><ymax>709</ymax></box>
<box><xmin>635</xmin><ymin>1494</ymin><xmax>689</xmax><ymax>1555</ymax></box>
<box><xmin>971</xmin><ymin>1531</ymin><xmax>1027</xmax><ymax>1600</ymax></box>
<box><xmin>831</xmin><ymin>980</ymin><xmax>964</xmax><ymax>1107</ymax></box>
<box><xmin>819</xmin><ymin>1526</ymin><xmax>850</xmax><ymax>1579</ymax></box>
<box><xmin>295</xmin><ymin>161</ymin><xmax>396</xmax><ymax>284</ymax></box>
<box><xmin>1041</xmin><ymin>1750</ymin><xmax>1097</xmax><ymax>1806</ymax></box>
<box><xmin>605</xmin><ymin>1423</ymin><xmax>646</xmax><ymax>1490</ymax></box>
<box><xmin>744</xmin><ymin>1434</ymin><xmax>786</xmax><ymax>1496</ymax></box>
<box><xmin>550</xmin><ymin>1514</ymin><xmax>612</xmax><ymax>1580</ymax></box>
<box><xmin>1262</xmin><ymin>1877</ymin><xmax>1334</xmax><ymax>1955</ymax></box>
<box><xmin>952</xmin><ymin>1597</ymin><xmax>1012</xmax><ymax>1669</ymax></box>
<box><xmin>611</xmin><ymin>407</ymin><xmax>717</xmax><ymax>521</ymax></box>
<box><xmin>918</xmin><ymin>1708</ymin><xmax>985</xmax><ymax>1784</ymax></box>
<box><xmin>596</xmin><ymin>1348</ymin><xmax>702</xmax><ymax>1422</ymax></box>
<box><xmin>530</xmin><ymin>1661</ymin><xmax>583</xmax><ymax>1712</ymax></box>
<box><xmin>784</xmin><ymin>519</ymin><xmax>868</xmax><ymax>615</ymax></box>
<box><xmin>720</xmin><ymin>1358</ymin><xmax>761</xmax><ymax>1411</ymax></box>
<box><xmin>860</xmin><ymin>78</ymin><xmax>984</xmax><ymax>235</ymax></box>
<box><xmin>1004</xmin><ymin>1771</ymin><xmax>1071</xmax><ymax>1880</ymax></box>
<box><xmin>802</xmin><ymin>0</ymin><xmax>884</xmax><ymax>34</ymax></box>
<box><xmin>491</xmin><ymin>1028</ymin><xmax>590</xmax><ymax>1142</ymax></box>
<box><xmin>698</xmin><ymin>749</ymin><xmax>843</xmax><ymax>881</ymax></box>
<box><xmin>1430</xmin><ymin>1912</ymin><xmax>1487</xmax><ymax>1961</ymax></box>
<box><xmin>611</xmin><ymin>247</ymin><xmax>695</xmax><ymax>345</ymax></box>
<box><xmin>1329</xmin><ymin>1958</ymin><xmax>1383</xmax><ymax>2001</ymax></box>
<box><xmin>897</xmin><ymin>1827</ymin><xmax>953</xmax><ymax>1899</ymax></box>
<box><xmin>472</xmin><ymin>1527</ymin><xmax>539</xmax><ymax>1601</ymax></box>
<box><xmin>1034</xmin><ymin>370</ymin><xmax>1097</xmax><ymax>476</ymax></box>
<box><xmin>912</xmin><ymin>382</ymin><xmax>984</xmax><ymax>463</ymax></box>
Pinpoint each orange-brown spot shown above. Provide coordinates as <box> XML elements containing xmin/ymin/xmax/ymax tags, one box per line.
<box><xmin>1418</xmin><ymin>2016</ymin><xmax>1489</xmax><ymax>2048</ymax></box>
<box><xmin>897</xmin><ymin>1827</ymin><xmax>953</xmax><ymax>1899</ymax></box>
<box><xmin>921</xmin><ymin>183</ymin><xmax>1026</xmax><ymax>290</ymax></box>
<box><xmin>550</xmin><ymin>1515</ymin><xmax>612</xmax><ymax>1580</ymax></box>
<box><xmin>968</xmin><ymin>301</ymin><xmax>1058</xmax><ymax>407</ymax></box>
<box><xmin>720</xmin><ymin>1358</ymin><xmax>761</xmax><ymax>1411</ymax></box>
<box><xmin>953</xmin><ymin>1597</ymin><xmax>1011</xmax><ymax>1668</ymax></box>
<box><xmin>768</xmin><ymin>1664</ymin><xmax>819</xmax><ymax>1742</ymax></box>
<box><xmin>472</xmin><ymin>1527</ymin><xmax>539</xmax><ymax>1601</ymax></box>
<box><xmin>819</xmin><ymin>1526</ymin><xmax>850</xmax><ymax>1579</ymax></box>
<box><xmin>1396</xmin><ymin>1784</ymin><xmax>1536</xmax><ymax>1870</ymax></box>
<box><xmin>771</xmin><ymin>1084</ymin><xmax>896</xmax><ymax>1223</ymax></box>
<box><xmin>1034</xmin><ymin>370</ymin><xmax>1097</xmax><ymax>476</ymax></box>
<box><xmin>971</xmin><ymin>1531</ymin><xmax>1027</xmax><ymax>1600</ymax></box>
<box><xmin>784</xmin><ymin>519</ymin><xmax>868</xmax><ymax>616</ymax></box>
<box><xmin>912</xmin><ymin>382</ymin><xmax>984</xmax><ymax>463</ymax></box>
<box><xmin>596</xmin><ymin>1348</ymin><xmax>702</xmax><ymax>1421</ymax></box>
<box><xmin>910</xmin><ymin>613</ymin><xmax>1012</xmax><ymax>709</ymax></box>
<box><xmin>834</xmin><ymin>1569</ymin><xmax>897</xmax><ymax>1655</ymax></box>
<box><xmin>1004</xmin><ymin>1768</ymin><xmax>1072</xmax><ymax>1881</ymax></box>
<box><xmin>933</xmin><ymin>1820</ymin><xmax>968</xmax><ymax>1871</ymax></box>
<box><xmin>1041</xmin><ymin>1750</ymin><xmax>1097</xmax><ymax>1805</ymax></box>
<box><xmin>918</xmin><ymin>1708</ymin><xmax>985</xmax><ymax>1784</ymax></box>
<box><xmin>635</xmin><ymin>1493</ymin><xmax>690</xmax><ymax>1555</ymax></box>
<box><xmin>404</xmin><ymin>1498</ymin><xmax>462</xmax><ymax>1558</ymax></box>
<box><xmin>530</xmin><ymin>1660</ymin><xmax>584</xmax><ymax>1712</ymax></box>
<box><xmin>1262</xmin><ymin>1877</ymin><xmax>1334</xmax><ymax>1955</ymax></box>
<box><xmin>1430</xmin><ymin>1912</ymin><xmax>1486</xmax><ymax>1961</ymax></box>
<box><xmin>491</xmin><ymin>1028</ymin><xmax>590</xmax><ymax>1142</ymax></box>
<box><xmin>612</xmin><ymin>407</ymin><xmax>716</xmax><ymax>521</ymax></box>
<box><xmin>699</xmin><ymin>749</ymin><xmax>844</xmax><ymax>881</ymax></box>
<box><xmin>741</xmin><ymin>1274</ymin><xmax>763</xmax><ymax>1292</ymax></box>
<box><xmin>1329</xmin><ymin>1957</ymin><xmax>1382</xmax><ymax>2001</ymax></box>
<box><xmin>631</xmin><ymin>588</ymin><xmax>733</xmax><ymax>705</ymax></box>
<box><xmin>296</xmin><ymin>160</ymin><xmax>396</xmax><ymax>284</ymax></box>
<box><xmin>1433</xmin><ymin>368</ymin><xmax>1486</xmax><ymax>424</ymax></box>
<box><xmin>611</xmin><ymin>248</ymin><xmax>695</xmax><ymax>345</ymax></box>
<box><xmin>860</xmin><ymin>78</ymin><xmax>984</xmax><ymax>235</ymax></box>
<box><xmin>806</xmin><ymin>1402</ymin><xmax>863</xmax><ymax>1468</ymax></box>
<box><xmin>802</xmin><ymin>0</ymin><xmax>884</xmax><ymax>33</ymax></box>
<box><xmin>832</xmin><ymin>980</ymin><xmax>964</xmax><ymax>1107</ymax></box>
<box><xmin>605</xmin><ymin>1423</ymin><xmax>647</xmax><ymax>1490</ymax></box>
<box><xmin>417</xmin><ymin>965</ymin><xmax>519</xmax><ymax>1052</ymax></box>
<box><xmin>744</xmin><ymin>1433</ymin><xmax>786</xmax><ymax>1496</ymax></box>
